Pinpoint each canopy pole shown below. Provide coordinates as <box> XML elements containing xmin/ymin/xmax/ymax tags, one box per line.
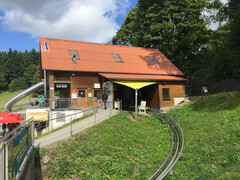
<box><xmin>135</xmin><ymin>88</ymin><xmax>138</xmax><ymax>121</ymax></box>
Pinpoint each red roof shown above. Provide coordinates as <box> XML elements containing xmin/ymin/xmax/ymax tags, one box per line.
<box><xmin>99</xmin><ymin>73</ymin><xmax>186</xmax><ymax>81</ymax></box>
<box><xmin>40</xmin><ymin>38</ymin><xmax>184</xmax><ymax>76</ymax></box>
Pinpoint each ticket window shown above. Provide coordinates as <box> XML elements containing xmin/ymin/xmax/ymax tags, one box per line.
<box><xmin>78</xmin><ymin>89</ymin><xmax>86</xmax><ymax>98</ymax></box>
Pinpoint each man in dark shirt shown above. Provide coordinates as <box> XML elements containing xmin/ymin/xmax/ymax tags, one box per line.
<box><xmin>35</xmin><ymin>123</ymin><xmax>42</xmax><ymax>136</ymax></box>
<box><xmin>102</xmin><ymin>92</ymin><xmax>108</xmax><ymax>109</ymax></box>
<box><xmin>2</xmin><ymin>123</ymin><xmax>6</xmax><ymax>137</ymax></box>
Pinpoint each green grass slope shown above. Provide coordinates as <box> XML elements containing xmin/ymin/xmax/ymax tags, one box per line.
<box><xmin>40</xmin><ymin>112</ymin><xmax>171</xmax><ymax>179</ymax></box>
<box><xmin>166</xmin><ymin>91</ymin><xmax>240</xmax><ymax>179</ymax></box>
<box><xmin>0</xmin><ymin>90</ymin><xmax>29</xmax><ymax>105</ymax></box>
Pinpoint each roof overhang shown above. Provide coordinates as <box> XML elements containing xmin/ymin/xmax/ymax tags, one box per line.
<box><xmin>99</xmin><ymin>73</ymin><xmax>187</xmax><ymax>81</ymax></box>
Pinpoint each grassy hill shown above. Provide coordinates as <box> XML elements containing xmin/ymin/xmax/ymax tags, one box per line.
<box><xmin>39</xmin><ymin>112</ymin><xmax>171</xmax><ymax>179</ymax></box>
<box><xmin>166</xmin><ymin>91</ymin><xmax>240</xmax><ymax>179</ymax></box>
<box><xmin>0</xmin><ymin>90</ymin><xmax>29</xmax><ymax>106</ymax></box>
<box><xmin>0</xmin><ymin>90</ymin><xmax>33</xmax><ymax>112</ymax></box>
<box><xmin>39</xmin><ymin>91</ymin><xmax>240</xmax><ymax>179</ymax></box>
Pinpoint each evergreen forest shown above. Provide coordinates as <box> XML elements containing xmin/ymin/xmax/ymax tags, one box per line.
<box><xmin>0</xmin><ymin>48</ymin><xmax>40</xmax><ymax>92</ymax></box>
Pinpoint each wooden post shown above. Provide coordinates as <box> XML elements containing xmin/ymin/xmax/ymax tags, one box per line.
<box><xmin>135</xmin><ymin>88</ymin><xmax>138</xmax><ymax>121</ymax></box>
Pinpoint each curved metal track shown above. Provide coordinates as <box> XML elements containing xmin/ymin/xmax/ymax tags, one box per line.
<box><xmin>149</xmin><ymin>112</ymin><xmax>184</xmax><ymax>180</ymax></box>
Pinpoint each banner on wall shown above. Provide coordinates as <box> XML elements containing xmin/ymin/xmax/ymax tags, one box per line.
<box><xmin>27</xmin><ymin>112</ymin><xmax>48</xmax><ymax>121</ymax></box>
<box><xmin>8</xmin><ymin>126</ymin><xmax>32</xmax><ymax>179</ymax></box>
<box><xmin>72</xmin><ymin>89</ymin><xmax>77</xmax><ymax>99</ymax></box>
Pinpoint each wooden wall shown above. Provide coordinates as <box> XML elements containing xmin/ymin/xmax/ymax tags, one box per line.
<box><xmin>149</xmin><ymin>85</ymin><xmax>160</xmax><ymax>108</ymax></box>
<box><xmin>47</xmin><ymin>71</ymin><xmax>104</xmax><ymax>108</ymax></box>
<box><xmin>47</xmin><ymin>70</ymin><xmax>186</xmax><ymax>109</ymax></box>
<box><xmin>71</xmin><ymin>72</ymin><xmax>101</xmax><ymax>90</ymax></box>
<box><xmin>49</xmin><ymin>71</ymin><xmax>54</xmax><ymax>104</ymax></box>
<box><xmin>159</xmin><ymin>81</ymin><xmax>186</xmax><ymax>108</ymax></box>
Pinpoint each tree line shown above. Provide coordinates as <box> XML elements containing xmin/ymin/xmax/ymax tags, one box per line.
<box><xmin>0</xmin><ymin>48</ymin><xmax>40</xmax><ymax>92</ymax></box>
<box><xmin>112</xmin><ymin>0</ymin><xmax>240</xmax><ymax>88</ymax></box>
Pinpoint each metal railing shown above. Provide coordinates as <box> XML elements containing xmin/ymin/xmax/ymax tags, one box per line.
<box><xmin>1</xmin><ymin>100</ymin><xmax>121</xmax><ymax>179</ymax></box>
<box><xmin>0</xmin><ymin>119</ymin><xmax>35</xmax><ymax>180</ymax></box>
<box><xmin>149</xmin><ymin>112</ymin><xmax>184</xmax><ymax>180</ymax></box>
<box><xmin>33</xmin><ymin>100</ymin><xmax>120</xmax><ymax>137</ymax></box>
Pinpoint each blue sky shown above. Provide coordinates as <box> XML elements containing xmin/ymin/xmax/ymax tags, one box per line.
<box><xmin>0</xmin><ymin>0</ymin><xmax>137</xmax><ymax>52</ymax></box>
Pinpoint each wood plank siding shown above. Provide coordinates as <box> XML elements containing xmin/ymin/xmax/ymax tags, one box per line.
<box><xmin>159</xmin><ymin>81</ymin><xmax>186</xmax><ymax>108</ymax></box>
<box><xmin>71</xmin><ymin>72</ymin><xmax>102</xmax><ymax>108</ymax></box>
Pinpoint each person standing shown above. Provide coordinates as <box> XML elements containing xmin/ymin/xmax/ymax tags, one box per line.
<box><xmin>102</xmin><ymin>92</ymin><xmax>108</xmax><ymax>109</ymax></box>
<box><xmin>36</xmin><ymin>123</ymin><xmax>42</xmax><ymax>136</ymax></box>
<box><xmin>2</xmin><ymin>123</ymin><xmax>6</xmax><ymax>137</ymax></box>
<box><xmin>96</xmin><ymin>92</ymin><xmax>101</xmax><ymax>109</ymax></box>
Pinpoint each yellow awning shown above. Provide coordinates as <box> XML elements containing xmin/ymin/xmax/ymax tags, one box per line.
<box><xmin>114</xmin><ymin>81</ymin><xmax>157</xmax><ymax>89</ymax></box>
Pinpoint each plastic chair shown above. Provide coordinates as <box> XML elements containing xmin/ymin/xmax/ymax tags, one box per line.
<box><xmin>138</xmin><ymin>101</ymin><xmax>146</xmax><ymax>113</ymax></box>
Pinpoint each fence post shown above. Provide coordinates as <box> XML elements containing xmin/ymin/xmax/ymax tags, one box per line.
<box><xmin>49</xmin><ymin>110</ymin><xmax>52</xmax><ymax>133</ymax></box>
<box><xmin>94</xmin><ymin>107</ymin><xmax>97</xmax><ymax>124</ymax></box>
<box><xmin>28</xmin><ymin>95</ymin><xmax>31</xmax><ymax>108</ymax></box>
<box><xmin>110</xmin><ymin>102</ymin><xmax>112</xmax><ymax>118</ymax></box>
<box><xmin>75</xmin><ymin>109</ymin><xmax>76</xmax><ymax>120</ymax></box>
<box><xmin>31</xmin><ymin>121</ymin><xmax>35</xmax><ymax>145</ymax></box>
<box><xmin>70</xmin><ymin>117</ymin><xmax>72</xmax><ymax>137</ymax></box>
<box><xmin>5</xmin><ymin>143</ymin><xmax>8</xmax><ymax>180</ymax></box>
<box><xmin>0</xmin><ymin>144</ymin><xmax>5</xmax><ymax>180</ymax></box>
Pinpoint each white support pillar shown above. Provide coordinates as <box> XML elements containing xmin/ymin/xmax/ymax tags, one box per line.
<box><xmin>135</xmin><ymin>88</ymin><xmax>138</xmax><ymax>121</ymax></box>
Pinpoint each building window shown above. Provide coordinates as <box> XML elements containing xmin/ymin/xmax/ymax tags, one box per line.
<box><xmin>148</xmin><ymin>56</ymin><xmax>160</xmax><ymax>65</ymax></box>
<box><xmin>43</xmin><ymin>42</ymin><xmax>48</xmax><ymax>50</ymax></box>
<box><xmin>68</xmin><ymin>50</ymin><xmax>80</xmax><ymax>60</ymax></box>
<box><xmin>78</xmin><ymin>90</ymin><xmax>86</xmax><ymax>98</ymax></box>
<box><xmin>56</xmin><ymin>84</ymin><xmax>68</xmax><ymax>88</ymax></box>
<box><xmin>94</xmin><ymin>89</ymin><xmax>101</xmax><ymax>97</ymax></box>
<box><xmin>54</xmin><ymin>73</ymin><xmax>70</xmax><ymax>81</ymax></box>
<box><xmin>162</xmin><ymin>88</ymin><xmax>170</xmax><ymax>100</ymax></box>
<box><xmin>112</xmin><ymin>53</ymin><xmax>124</xmax><ymax>63</ymax></box>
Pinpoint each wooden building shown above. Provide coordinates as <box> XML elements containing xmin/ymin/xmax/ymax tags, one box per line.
<box><xmin>40</xmin><ymin>38</ymin><xmax>187</xmax><ymax>110</ymax></box>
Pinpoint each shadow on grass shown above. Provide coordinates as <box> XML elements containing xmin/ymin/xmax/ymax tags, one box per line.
<box><xmin>34</xmin><ymin>148</ymin><xmax>43</xmax><ymax>180</ymax></box>
<box><xmin>189</xmin><ymin>91</ymin><xmax>240</xmax><ymax>112</ymax></box>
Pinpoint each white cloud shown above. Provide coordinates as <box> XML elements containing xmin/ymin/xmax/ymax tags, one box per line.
<box><xmin>0</xmin><ymin>0</ymin><xmax>130</xmax><ymax>43</ymax></box>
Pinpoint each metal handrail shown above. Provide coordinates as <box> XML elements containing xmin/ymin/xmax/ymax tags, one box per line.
<box><xmin>149</xmin><ymin>112</ymin><xmax>184</xmax><ymax>180</ymax></box>
<box><xmin>0</xmin><ymin>99</ymin><xmax>99</xmax><ymax>143</ymax></box>
<box><xmin>1</xmin><ymin>100</ymin><xmax>119</xmax><ymax>180</ymax></box>
<box><xmin>0</xmin><ymin>117</ymin><xmax>34</xmax><ymax>149</ymax></box>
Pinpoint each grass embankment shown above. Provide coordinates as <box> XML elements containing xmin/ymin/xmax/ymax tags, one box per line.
<box><xmin>165</xmin><ymin>91</ymin><xmax>240</xmax><ymax>179</ymax></box>
<box><xmin>39</xmin><ymin>112</ymin><xmax>171</xmax><ymax>179</ymax></box>
<box><xmin>0</xmin><ymin>90</ymin><xmax>29</xmax><ymax>112</ymax></box>
<box><xmin>0</xmin><ymin>90</ymin><xmax>29</xmax><ymax>105</ymax></box>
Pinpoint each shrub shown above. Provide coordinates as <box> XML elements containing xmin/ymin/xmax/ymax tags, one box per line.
<box><xmin>8</xmin><ymin>77</ymin><xmax>28</xmax><ymax>92</ymax></box>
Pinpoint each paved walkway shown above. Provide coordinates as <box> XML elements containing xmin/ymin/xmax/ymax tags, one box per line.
<box><xmin>34</xmin><ymin>109</ymin><xmax>119</xmax><ymax>148</ymax></box>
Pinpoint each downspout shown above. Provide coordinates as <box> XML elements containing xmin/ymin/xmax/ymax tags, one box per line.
<box><xmin>135</xmin><ymin>88</ymin><xmax>138</xmax><ymax>120</ymax></box>
<box><xmin>44</xmin><ymin>70</ymin><xmax>47</xmax><ymax>107</ymax></box>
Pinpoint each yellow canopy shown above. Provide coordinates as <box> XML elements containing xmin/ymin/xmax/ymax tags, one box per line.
<box><xmin>114</xmin><ymin>81</ymin><xmax>157</xmax><ymax>89</ymax></box>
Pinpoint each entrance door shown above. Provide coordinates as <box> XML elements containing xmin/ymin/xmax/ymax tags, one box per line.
<box><xmin>77</xmin><ymin>89</ymin><xmax>87</xmax><ymax>108</ymax></box>
<box><xmin>93</xmin><ymin>89</ymin><xmax>102</xmax><ymax>107</ymax></box>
